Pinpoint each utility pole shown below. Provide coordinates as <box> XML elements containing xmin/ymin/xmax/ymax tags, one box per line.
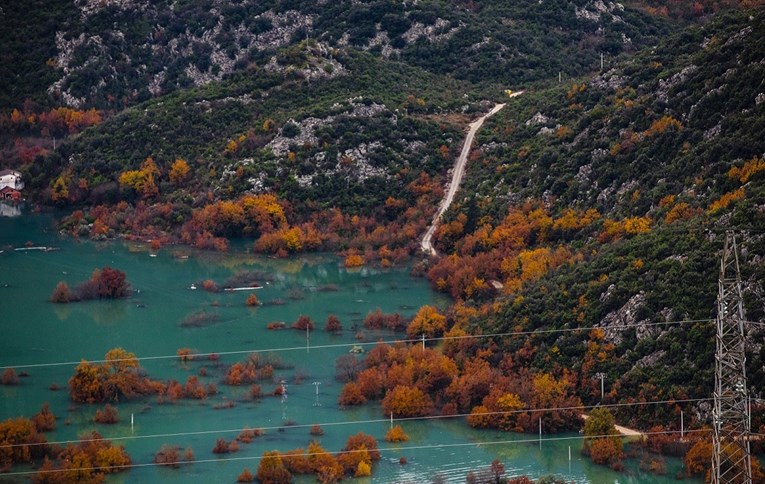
<box><xmin>280</xmin><ymin>380</ymin><xmax>288</xmax><ymax>421</ymax></box>
<box><xmin>312</xmin><ymin>381</ymin><xmax>321</xmax><ymax>407</ymax></box>
<box><xmin>595</xmin><ymin>372</ymin><xmax>606</xmax><ymax>401</ymax></box>
<box><xmin>711</xmin><ymin>232</ymin><xmax>751</xmax><ymax>484</ymax></box>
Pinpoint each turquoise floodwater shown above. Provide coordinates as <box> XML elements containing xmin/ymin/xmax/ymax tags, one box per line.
<box><xmin>0</xmin><ymin>208</ymin><xmax>700</xmax><ymax>483</ymax></box>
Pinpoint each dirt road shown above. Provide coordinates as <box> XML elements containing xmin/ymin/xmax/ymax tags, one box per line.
<box><xmin>421</xmin><ymin>93</ymin><xmax>522</xmax><ymax>256</ymax></box>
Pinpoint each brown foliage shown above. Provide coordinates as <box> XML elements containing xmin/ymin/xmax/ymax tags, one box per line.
<box><xmin>225</xmin><ymin>355</ymin><xmax>273</xmax><ymax>386</ymax></box>
<box><xmin>583</xmin><ymin>407</ymin><xmax>623</xmax><ymax>466</ymax></box>
<box><xmin>168</xmin><ymin>158</ymin><xmax>190</xmax><ymax>185</ymax></box>
<box><xmin>237</xmin><ymin>468</ymin><xmax>255</xmax><ymax>482</ymax></box>
<box><xmin>382</xmin><ymin>385</ymin><xmax>433</xmax><ymax>418</ymax></box>
<box><xmin>94</xmin><ymin>404</ymin><xmax>119</xmax><ymax>424</ymax></box>
<box><xmin>406</xmin><ymin>305</ymin><xmax>446</xmax><ymax>339</ymax></box>
<box><xmin>30</xmin><ymin>431</ymin><xmax>130</xmax><ymax>483</ymax></box>
<box><xmin>664</xmin><ymin>202</ymin><xmax>701</xmax><ymax>224</ymax></box>
<box><xmin>708</xmin><ymin>187</ymin><xmax>745</xmax><ymax>214</ymax></box>
<box><xmin>176</xmin><ymin>348</ymin><xmax>195</xmax><ymax>362</ymax></box>
<box><xmin>334</xmin><ymin>354</ymin><xmax>361</xmax><ymax>383</ymax></box>
<box><xmin>644</xmin><ymin>115</ymin><xmax>682</xmax><ymax>137</ymax></box>
<box><xmin>62</xmin><ymin>267</ymin><xmax>129</xmax><ymax>301</ymax></box>
<box><xmin>385</xmin><ymin>425</ymin><xmax>409</xmax><ymax>442</ymax></box>
<box><xmin>728</xmin><ymin>156</ymin><xmax>765</xmax><ymax>183</ymax></box>
<box><xmin>590</xmin><ymin>438</ymin><xmax>623</xmax><ymax>465</ymax></box>
<box><xmin>0</xmin><ymin>417</ymin><xmax>46</xmax><ymax>469</ymax></box>
<box><xmin>280</xmin><ymin>448</ymin><xmax>311</xmax><ymax>474</ymax></box>
<box><xmin>344</xmin><ymin>253</ymin><xmax>364</xmax><ymax>268</ymax></box>
<box><xmin>256</xmin><ymin>451</ymin><xmax>291</xmax><ymax>483</ymax></box>
<box><xmin>245</xmin><ymin>294</ymin><xmax>259</xmax><ymax>306</ymax></box>
<box><xmin>69</xmin><ymin>348</ymin><xmax>155</xmax><ymax>404</ymax></box>
<box><xmin>307</xmin><ymin>441</ymin><xmax>343</xmax><ymax>482</ymax></box>
<box><xmin>50</xmin><ymin>281</ymin><xmax>73</xmax><ymax>303</ymax></box>
<box><xmin>292</xmin><ymin>315</ymin><xmax>314</xmax><ymax>331</ymax></box>
<box><xmin>324</xmin><ymin>315</ymin><xmax>342</xmax><ymax>332</ymax></box>
<box><xmin>343</xmin><ymin>433</ymin><xmax>380</xmax><ymax>461</ymax></box>
<box><xmin>363</xmin><ymin>308</ymin><xmax>406</xmax><ymax>331</ymax></box>
<box><xmin>684</xmin><ymin>439</ymin><xmax>712</xmax><ymax>477</ymax></box>
<box><xmin>237</xmin><ymin>428</ymin><xmax>264</xmax><ymax>444</ymax></box>
<box><xmin>1</xmin><ymin>368</ymin><xmax>19</xmax><ymax>386</ymax></box>
<box><xmin>154</xmin><ymin>445</ymin><xmax>181</xmax><ymax>468</ymax></box>
<box><xmin>212</xmin><ymin>438</ymin><xmax>237</xmax><ymax>454</ymax></box>
<box><xmin>338</xmin><ymin>382</ymin><xmax>367</xmax><ymax>406</ymax></box>
<box><xmin>32</xmin><ymin>404</ymin><xmax>56</xmax><ymax>432</ymax></box>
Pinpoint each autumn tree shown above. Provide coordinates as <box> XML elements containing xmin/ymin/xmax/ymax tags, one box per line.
<box><xmin>69</xmin><ymin>348</ymin><xmax>153</xmax><ymax>403</ymax></box>
<box><xmin>1</xmin><ymin>368</ymin><xmax>19</xmax><ymax>386</ymax></box>
<box><xmin>212</xmin><ymin>438</ymin><xmax>238</xmax><ymax>454</ymax></box>
<box><xmin>684</xmin><ymin>439</ymin><xmax>712</xmax><ymax>477</ymax></box>
<box><xmin>168</xmin><ymin>158</ymin><xmax>190</xmax><ymax>185</ymax></box>
<box><xmin>337</xmin><ymin>433</ymin><xmax>379</xmax><ymax>475</ymax></box>
<box><xmin>334</xmin><ymin>354</ymin><xmax>361</xmax><ymax>383</ymax></box>
<box><xmin>67</xmin><ymin>267</ymin><xmax>130</xmax><ymax>301</ymax></box>
<box><xmin>50</xmin><ymin>281</ymin><xmax>73</xmax><ymax>303</ymax></box>
<box><xmin>306</xmin><ymin>441</ymin><xmax>343</xmax><ymax>482</ymax></box>
<box><xmin>406</xmin><ymin>305</ymin><xmax>446</xmax><ymax>339</ymax></box>
<box><xmin>385</xmin><ymin>425</ymin><xmax>409</xmax><ymax>442</ymax></box>
<box><xmin>583</xmin><ymin>407</ymin><xmax>622</xmax><ymax>466</ymax></box>
<box><xmin>237</xmin><ymin>467</ymin><xmax>256</xmax><ymax>482</ymax></box>
<box><xmin>325</xmin><ymin>315</ymin><xmax>342</xmax><ymax>333</ymax></box>
<box><xmin>94</xmin><ymin>404</ymin><xmax>119</xmax><ymax>424</ymax></box>
<box><xmin>0</xmin><ymin>417</ymin><xmax>45</xmax><ymax>469</ymax></box>
<box><xmin>338</xmin><ymin>382</ymin><xmax>367</xmax><ymax>406</ymax></box>
<box><xmin>292</xmin><ymin>315</ymin><xmax>314</xmax><ymax>331</ymax></box>
<box><xmin>382</xmin><ymin>385</ymin><xmax>433</xmax><ymax>417</ymax></box>
<box><xmin>468</xmin><ymin>391</ymin><xmax>525</xmax><ymax>432</ymax></box>
<box><xmin>30</xmin><ymin>431</ymin><xmax>130</xmax><ymax>482</ymax></box>
<box><xmin>119</xmin><ymin>157</ymin><xmax>160</xmax><ymax>198</ymax></box>
<box><xmin>32</xmin><ymin>404</ymin><xmax>56</xmax><ymax>432</ymax></box>
<box><xmin>344</xmin><ymin>252</ymin><xmax>364</xmax><ymax>268</ymax></box>
<box><xmin>154</xmin><ymin>445</ymin><xmax>181</xmax><ymax>468</ymax></box>
<box><xmin>96</xmin><ymin>267</ymin><xmax>129</xmax><ymax>298</ymax></box>
<box><xmin>176</xmin><ymin>348</ymin><xmax>195</xmax><ymax>362</ymax></box>
<box><xmin>728</xmin><ymin>156</ymin><xmax>765</xmax><ymax>183</ymax></box>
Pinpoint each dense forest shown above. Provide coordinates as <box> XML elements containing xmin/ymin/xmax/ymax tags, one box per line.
<box><xmin>1</xmin><ymin>0</ymin><xmax>765</xmax><ymax>481</ymax></box>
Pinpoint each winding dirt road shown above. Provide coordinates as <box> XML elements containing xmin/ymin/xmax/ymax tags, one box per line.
<box><xmin>421</xmin><ymin>93</ymin><xmax>522</xmax><ymax>256</ymax></box>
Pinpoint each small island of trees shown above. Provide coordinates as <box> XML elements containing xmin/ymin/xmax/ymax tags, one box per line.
<box><xmin>50</xmin><ymin>266</ymin><xmax>130</xmax><ymax>303</ymax></box>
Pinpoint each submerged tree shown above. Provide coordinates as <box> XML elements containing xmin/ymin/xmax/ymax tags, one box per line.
<box><xmin>582</xmin><ymin>407</ymin><xmax>623</xmax><ymax>467</ymax></box>
<box><xmin>256</xmin><ymin>451</ymin><xmax>291</xmax><ymax>484</ymax></box>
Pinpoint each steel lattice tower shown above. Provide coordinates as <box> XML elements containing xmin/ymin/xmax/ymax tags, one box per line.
<box><xmin>712</xmin><ymin>232</ymin><xmax>751</xmax><ymax>484</ymax></box>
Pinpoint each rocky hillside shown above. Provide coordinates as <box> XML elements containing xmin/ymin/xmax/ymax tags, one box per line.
<box><xmin>36</xmin><ymin>45</ymin><xmax>484</xmax><ymax>212</ymax></box>
<box><xmin>1</xmin><ymin>0</ymin><xmax>670</xmax><ymax>110</ymax></box>
<box><xmin>1</xmin><ymin>0</ymin><xmax>764</xmax><ymax>432</ymax></box>
<box><xmin>426</xmin><ymin>7</ymin><xmax>765</xmax><ymax>427</ymax></box>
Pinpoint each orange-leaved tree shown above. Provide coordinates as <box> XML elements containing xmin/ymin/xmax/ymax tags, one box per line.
<box><xmin>406</xmin><ymin>305</ymin><xmax>446</xmax><ymax>339</ymax></box>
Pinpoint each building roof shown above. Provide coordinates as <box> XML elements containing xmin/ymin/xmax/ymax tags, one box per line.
<box><xmin>0</xmin><ymin>186</ymin><xmax>20</xmax><ymax>194</ymax></box>
<box><xmin>0</xmin><ymin>169</ymin><xmax>22</xmax><ymax>177</ymax></box>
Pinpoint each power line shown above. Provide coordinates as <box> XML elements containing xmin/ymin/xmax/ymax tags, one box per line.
<box><xmin>0</xmin><ymin>318</ymin><xmax>712</xmax><ymax>371</ymax></box>
<box><xmin>0</xmin><ymin>397</ymin><xmax>713</xmax><ymax>450</ymax></box>
<box><xmin>0</xmin><ymin>428</ymin><xmax>713</xmax><ymax>478</ymax></box>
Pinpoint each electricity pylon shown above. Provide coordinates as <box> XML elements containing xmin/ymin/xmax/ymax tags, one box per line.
<box><xmin>711</xmin><ymin>232</ymin><xmax>751</xmax><ymax>484</ymax></box>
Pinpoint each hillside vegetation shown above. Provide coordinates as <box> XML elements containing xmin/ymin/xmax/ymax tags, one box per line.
<box><xmin>0</xmin><ymin>0</ymin><xmax>764</xmax><ymax>476</ymax></box>
<box><xmin>426</xmin><ymin>7</ymin><xmax>765</xmax><ymax>429</ymax></box>
<box><xmin>0</xmin><ymin>0</ymin><xmax>670</xmax><ymax>110</ymax></box>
